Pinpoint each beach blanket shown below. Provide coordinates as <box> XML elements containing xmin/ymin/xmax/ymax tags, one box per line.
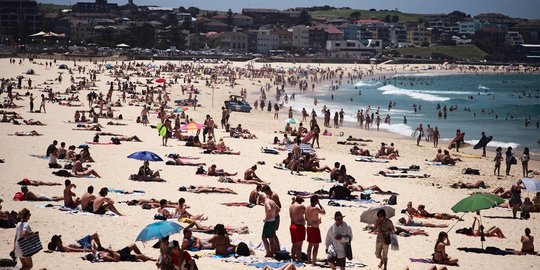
<box><xmin>273</xmin><ymin>164</ymin><xmax>289</xmax><ymax>170</ymax></box>
<box><xmin>107</xmin><ymin>188</ymin><xmax>145</xmax><ymax>195</ymax></box>
<box><xmin>355</xmin><ymin>157</ymin><xmax>389</xmax><ymax>163</ymax></box>
<box><xmin>84</xmin><ymin>141</ymin><xmax>115</xmax><ymax>145</ymax></box>
<box><xmin>387</xmin><ymin>165</ymin><xmax>420</xmax><ymax>171</ymax></box>
<box><xmin>457</xmin><ymin>247</ymin><xmax>516</xmax><ymax>256</ymax></box>
<box><xmin>261</xmin><ymin>147</ymin><xmax>280</xmax><ymax>155</ymax></box>
<box><xmin>36</xmin><ymin>205</ymin><xmax>118</xmax><ymax>217</ymax></box>
<box><xmin>425</xmin><ymin>161</ymin><xmax>453</xmax><ymax>166</ymax></box>
<box><xmin>311</xmin><ymin>176</ymin><xmax>335</xmax><ymax>182</ymax></box>
<box><xmin>327</xmin><ymin>200</ymin><xmax>369</xmax><ymax>208</ymax></box>
<box><xmin>380</xmin><ymin>173</ymin><xmax>430</xmax><ymax>178</ymax></box>
<box><xmin>249</xmin><ymin>261</ymin><xmax>305</xmax><ymax>269</ymax></box>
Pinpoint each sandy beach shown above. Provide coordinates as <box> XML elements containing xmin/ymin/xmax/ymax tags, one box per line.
<box><xmin>0</xmin><ymin>57</ymin><xmax>539</xmax><ymax>270</ymax></box>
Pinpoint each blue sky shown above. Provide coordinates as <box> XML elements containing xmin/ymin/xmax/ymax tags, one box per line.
<box><xmin>38</xmin><ymin>0</ymin><xmax>540</xmax><ymax>19</ymax></box>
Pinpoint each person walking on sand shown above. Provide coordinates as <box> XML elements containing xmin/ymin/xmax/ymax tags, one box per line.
<box><xmin>39</xmin><ymin>94</ymin><xmax>46</xmax><ymax>113</ymax></box>
<box><xmin>374</xmin><ymin>209</ymin><xmax>395</xmax><ymax>270</ymax></box>
<box><xmin>520</xmin><ymin>147</ymin><xmax>530</xmax><ymax>177</ymax></box>
<box><xmin>289</xmin><ymin>196</ymin><xmax>306</xmax><ymax>262</ymax></box>
<box><xmin>325</xmin><ymin>211</ymin><xmax>352</xmax><ymax>270</ymax></box>
<box><xmin>306</xmin><ymin>195</ymin><xmax>325</xmax><ymax>266</ymax></box>
<box><xmin>29</xmin><ymin>93</ymin><xmax>34</xmax><ymax>112</ymax></box>
<box><xmin>415</xmin><ymin>124</ymin><xmax>424</xmax><ymax>146</ymax></box>
<box><xmin>12</xmin><ymin>208</ymin><xmax>34</xmax><ymax>270</ymax></box>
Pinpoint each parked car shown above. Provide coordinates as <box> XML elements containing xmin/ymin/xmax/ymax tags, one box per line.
<box><xmin>224</xmin><ymin>95</ymin><xmax>252</xmax><ymax>112</ymax></box>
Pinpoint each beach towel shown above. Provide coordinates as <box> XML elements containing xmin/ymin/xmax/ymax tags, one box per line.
<box><xmin>107</xmin><ymin>188</ymin><xmax>145</xmax><ymax>195</ymax></box>
<box><xmin>380</xmin><ymin>173</ymin><xmax>430</xmax><ymax>178</ymax></box>
<box><xmin>425</xmin><ymin>161</ymin><xmax>453</xmax><ymax>166</ymax></box>
<box><xmin>84</xmin><ymin>141</ymin><xmax>115</xmax><ymax>145</ymax></box>
<box><xmin>457</xmin><ymin>247</ymin><xmax>515</xmax><ymax>256</ymax></box>
<box><xmin>273</xmin><ymin>164</ymin><xmax>289</xmax><ymax>170</ymax></box>
<box><xmin>311</xmin><ymin>177</ymin><xmax>335</xmax><ymax>182</ymax></box>
<box><xmin>387</xmin><ymin>165</ymin><xmax>420</xmax><ymax>171</ymax></box>
<box><xmin>261</xmin><ymin>147</ymin><xmax>280</xmax><ymax>155</ymax></box>
<box><xmin>249</xmin><ymin>261</ymin><xmax>304</xmax><ymax>269</ymax></box>
<box><xmin>355</xmin><ymin>157</ymin><xmax>389</xmax><ymax>163</ymax></box>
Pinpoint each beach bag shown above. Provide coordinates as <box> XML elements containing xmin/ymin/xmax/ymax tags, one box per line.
<box><xmin>195</xmin><ymin>166</ymin><xmax>206</xmax><ymax>175</ymax></box>
<box><xmin>274</xmin><ymin>250</ymin><xmax>290</xmax><ymax>261</ymax></box>
<box><xmin>63</xmin><ymin>163</ymin><xmax>73</xmax><ymax>170</ymax></box>
<box><xmin>236</xmin><ymin>242</ymin><xmax>250</xmax><ymax>257</ymax></box>
<box><xmin>511</xmin><ymin>156</ymin><xmax>517</xmax><ymax>164</ymax></box>
<box><xmin>388</xmin><ymin>195</ymin><xmax>397</xmax><ymax>205</ymax></box>
<box><xmin>0</xmin><ymin>259</ymin><xmax>16</xmax><ymax>267</ymax></box>
<box><xmin>53</xmin><ymin>170</ymin><xmax>71</xmax><ymax>177</ymax></box>
<box><xmin>390</xmin><ymin>234</ymin><xmax>399</xmax><ymax>251</ymax></box>
<box><xmin>345</xmin><ymin>241</ymin><xmax>353</xmax><ymax>260</ymax></box>
<box><xmin>18</xmin><ymin>232</ymin><xmax>43</xmax><ymax>257</ymax></box>
<box><xmin>326</xmin><ymin>242</ymin><xmax>337</xmax><ymax>259</ymax></box>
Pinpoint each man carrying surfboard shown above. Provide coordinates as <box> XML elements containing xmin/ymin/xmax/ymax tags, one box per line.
<box><xmin>474</xmin><ymin>132</ymin><xmax>493</xmax><ymax>157</ymax></box>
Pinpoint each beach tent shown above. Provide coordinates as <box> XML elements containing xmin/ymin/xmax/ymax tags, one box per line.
<box><xmin>58</xmin><ymin>64</ymin><xmax>68</xmax><ymax>69</ymax></box>
<box><xmin>26</xmin><ymin>69</ymin><xmax>35</xmax><ymax>75</ymax></box>
<box><xmin>515</xmin><ymin>178</ymin><xmax>540</xmax><ymax>192</ymax></box>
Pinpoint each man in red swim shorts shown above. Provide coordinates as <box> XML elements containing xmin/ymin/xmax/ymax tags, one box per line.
<box><xmin>305</xmin><ymin>195</ymin><xmax>326</xmax><ymax>266</ymax></box>
<box><xmin>289</xmin><ymin>196</ymin><xmax>306</xmax><ymax>261</ymax></box>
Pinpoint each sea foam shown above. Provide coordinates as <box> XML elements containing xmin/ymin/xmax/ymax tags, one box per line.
<box><xmin>377</xmin><ymin>85</ymin><xmax>451</xmax><ymax>102</ymax></box>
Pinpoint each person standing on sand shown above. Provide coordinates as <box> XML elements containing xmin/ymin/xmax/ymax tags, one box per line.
<box><xmin>261</xmin><ymin>194</ymin><xmax>280</xmax><ymax>257</ymax></box>
<box><xmin>311</xmin><ymin>124</ymin><xmax>320</xmax><ymax>148</ymax></box>
<box><xmin>39</xmin><ymin>94</ymin><xmax>46</xmax><ymax>113</ymax></box>
<box><xmin>306</xmin><ymin>195</ymin><xmax>325</xmax><ymax>266</ymax></box>
<box><xmin>289</xmin><ymin>196</ymin><xmax>306</xmax><ymax>262</ymax></box>
<box><xmin>494</xmin><ymin>147</ymin><xmax>503</xmax><ymax>176</ymax></box>
<box><xmin>432</xmin><ymin>127</ymin><xmax>439</xmax><ymax>148</ymax></box>
<box><xmin>479</xmin><ymin>132</ymin><xmax>488</xmax><ymax>157</ymax></box>
<box><xmin>29</xmin><ymin>93</ymin><xmax>34</xmax><ymax>112</ymax></box>
<box><xmin>520</xmin><ymin>147</ymin><xmax>530</xmax><ymax>177</ymax></box>
<box><xmin>505</xmin><ymin>146</ymin><xmax>515</xmax><ymax>176</ymax></box>
<box><xmin>375</xmin><ymin>115</ymin><xmax>381</xmax><ymax>131</ymax></box>
<box><xmin>415</xmin><ymin>124</ymin><xmax>424</xmax><ymax>146</ymax></box>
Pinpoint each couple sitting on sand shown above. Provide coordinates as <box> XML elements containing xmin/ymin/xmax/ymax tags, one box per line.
<box><xmin>433</xmin><ymin>149</ymin><xmax>461</xmax><ymax>165</ymax></box>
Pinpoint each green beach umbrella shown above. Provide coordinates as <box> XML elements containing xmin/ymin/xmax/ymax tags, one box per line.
<box><xmin>451</xmin><ymin>193</ymin><xmax>504</xmax><ymax>249</ymax></box>
<box><xmin>451</xmin><ymin>193</ymin><xmax>504</xmax><ymax>213</ymax></box>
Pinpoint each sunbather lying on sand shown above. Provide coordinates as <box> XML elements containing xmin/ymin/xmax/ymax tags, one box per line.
<box><xmin>346</xmin><ymin>183</ymin><xmax>384</xmax><ymax>193</ymax></box>
<box><xmin>12</xmin><ymin>130</ymin><xmax>41</xmax><ymax>136</ymax></box>
<box><xmin>337</xmin><ymin>141</ymin><xmax>366</xmax><ymax>146</ymax></box>
<box><xmin>365</xmin><ymin>224</ymin><xmax>429</xmax><ymax>236</ymax></box>
<box><xmin>406</xmin><ymin>202</ymin><xmax>461</xmax><ymax>220</ymax></box>
<box><xmin>218</xmin><ymin>176</ymin><xmax>268</xmax><ymax>185</ymax></box>
<box><xmin>346</xmin><ymin>136</ymin><xmax>373</xmax><ymax>142</ymax></box>
<box><xmin>378</xmin><ymin>171</ymin><xmax>431</xmax><ymax>178</ymax></box>
<box><xmin>17</xmin><ymin>178</ymin><xmax>61</xmax><ymax>186</ymax></box>
<box><xmin>171</xmin><ymin>158</ymin><xmax>206</xmax><ymax>166</ymax></box>
<box><xmin>456</xmin><ymin>213</ymin><xmax>505</xmax><ymax>238</ymax></box>
<box><xmin>19</xmin><ymin>186</ymin><xmax>63</xmax><ymax>201</ymax></box>
<box><xmin>450</xmin><ymin>181</ymin><xmax>486</xmax><ymax>189</ymax></box>
<box><xmin>184</xmin><ymin>221</ymin><xmax>249</xmax><ymax>235</ymax></box>
<box><xmin>398</xmin><ymin>212</ymin><xmax>448</xmax><ymax>228</ymax></box>
<box><xmin>350</xmin><ymin>146</ymin><xmax>371</xmax><ymax>156</ymax></box>
<box><xmin>23</xmin><ymin>119</ymin><xmax>45</xmax><ymax>125</ymax></box>
<box><xmin>47</xmin><ymin>233</ymin><xmax>104</xmax><ymax>252</ymax></box>
<box><xmin>491</xmin><ymin>187</ymin><xmax>512</xmax><ymax>198</ymax></box>
<box><xmin>207</xmin><ymin>164</ymin><xmax>237</xmax><ymax>176</ymax></box>
<box><xmin>85</xmin><ymin>243</ymin><xmax>155</xmax><ymax>262</ymax></box>
<box><xmin>179</xmin><ymin>185</ymin><xmax>237</xmax><ymax>194</ymax></box>
<box><xmin>106</xmin><ymin>121</ymin><xmax>127</xmax><ymax>126</ymax></box>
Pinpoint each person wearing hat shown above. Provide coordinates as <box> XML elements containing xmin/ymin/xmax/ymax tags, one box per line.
<box><xmin>325</xmin><ymin>211</ymin><xmax>352</xmax><ymax>270</ymax></box>
<box><xmin>47</xmin><ymin>233</ymin><xmax>103</xmax><ymax>253</ymax></box>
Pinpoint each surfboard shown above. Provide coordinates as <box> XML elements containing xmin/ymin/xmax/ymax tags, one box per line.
<box><xmin>473</xmin><ymin>136</ymin><xmax>493</xmax><ymax>149</ymax></box>
<box><xmin>301</xmin><ymin>131</ymin><xmax>314</xmax><ymax>144</ymax></box>
<box><xmin>448</xmin><ymin>132</ymin><xmax>465</xmax><ymax>149</ymax></box>
<box><xmin>461</xmin><ymin>154</ymin><xmax>482</xmax><ymax>159</ymax></box>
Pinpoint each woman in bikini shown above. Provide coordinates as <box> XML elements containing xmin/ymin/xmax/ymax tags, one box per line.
<box><xmin>433</xmin><ymin>232</ymin><xmax>459</xmax><ymax>265</ymax></box>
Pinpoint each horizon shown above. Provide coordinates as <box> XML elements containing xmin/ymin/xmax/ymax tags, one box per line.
<box><xmin>36</xmin><ymin>0</ymin><xmax>540</xmax><ymax>20</ymax></box>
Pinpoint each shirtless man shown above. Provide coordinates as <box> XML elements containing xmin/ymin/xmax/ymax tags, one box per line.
<box><xmin>261</xmin><ymin>194</ymin><xmax>280</xmax><ymax>257</ymax></box>
<box><xmin>63</xmin><ymin>179</ymin><xmax>81</xmax><ymax>209</ymax></box>
<box><xmin>180</xmin><ymin>185</ymin><xmax>237</xmax><ymax>194</ymax></box>
<box><xmin>261</xmin><ymin>185</ymin><xmax>281</xmax><ymax>249</ymax></box>
<box><xmin>416</xmin><ymin>124</ymin><xmax>424</xmax><ymax>146</ymax></box>
<box><xmin>207</xmin><ymin>164</ymin><xmax>237</xmax><ymax>176</ymax></box>
<box><xmin>305</xmin><ymin>195</ymin><xmax>325</xmax><ymax>266</ymax></box>
<box><xmin>20</xmin><ymin>186</ymin><xmax>63</xmax><ymax>201</ymax></box>
<box><xmin>174</xmin><ymin>158</ymin><xmax>206</xmax><ymax>166</ymax></box>
<box><xmin>81</xmin><ymin>186</ymin><xmax>96</xmax><ymax>212</ymax></box>
<box><xmin>245</xmin><ymin>165</ymin><xmax>262</xmax><ymax>181</ymax></box>
<box><xmin>249</xmin><ymin>185</ymin><xmax>262</xmax><ymax>204</ymax></box>
<box><xmin>72</xmin><ymin>155</ymin><xmax>101</xmax><ymax>178</ymax></box>
<box><xmin>89</xmin><ymin>243</ymin><xmax>154</xmax><ymax>262</ymax></box>
<box><xmin>330</xmin><ymin>162</ymin><xmax>340</xmax><ymax>181</ymax></box>
<box><xmin>93</xmin><ymin>188</ymin><xmax>122</xmax><ymax>216</ymax></box>
<box><xmin>290</xmin><ymin>139</ymin><xmax>301</xmax><ymax>175</ymax></box>
<box><xmin>289</xmin><ymin>196</ymin><xmax>306</xmax><ymax>262</ymax></box>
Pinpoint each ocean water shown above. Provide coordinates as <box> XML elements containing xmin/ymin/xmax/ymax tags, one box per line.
<box><xmin>290</xmin><ymin>73</ymin><xmax>540</xmax><ymax>153</ymax></box>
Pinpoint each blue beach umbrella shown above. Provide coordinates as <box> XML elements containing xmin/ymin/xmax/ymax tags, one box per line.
<box><xmin>136</xmin><ymin>221</ymin><xmax>183</xmax><ymax>242</ymax></box>
<box><xmin>127</xmin><ymin>151</ymin><xmax>163</xmax><ymax>162</ymax></box>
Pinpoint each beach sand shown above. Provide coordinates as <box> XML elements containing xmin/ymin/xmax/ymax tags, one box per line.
<box><xmin>0</xmin><ymin>58</ymin><xmax>538</xmax><ymax>270</ymax></box>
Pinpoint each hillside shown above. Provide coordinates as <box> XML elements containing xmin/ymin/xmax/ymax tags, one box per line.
<box><xmin>309</xmin><ymin>8</ymin><xmax>423</xmax><ymax>23</ymax></box>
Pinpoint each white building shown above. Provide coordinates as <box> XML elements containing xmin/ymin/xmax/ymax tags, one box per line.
<box><xmin>290</xmin><ymin>25</ymin><xmax>309</xmax><ymax>49</ymax></box>
<box><xmin>256</xmin><ymin>31</ymin><xmax>279</xmax><ymax>53</ymax></box>
<box><xmin>326</xmin><ymin>39</ymin><xmax>382</xmax><ymax>58</ymax></box>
